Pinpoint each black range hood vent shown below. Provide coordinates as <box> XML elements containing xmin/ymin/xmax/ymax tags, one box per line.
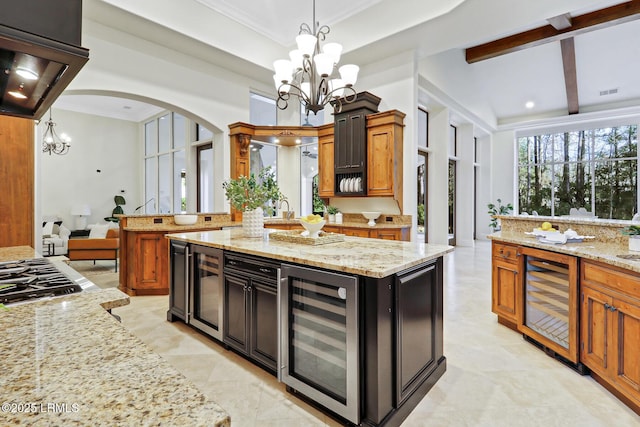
<box><xmin>0</xmin><ymin>0</ymin><xmax>89</xmax><ymax>120</ymax></box>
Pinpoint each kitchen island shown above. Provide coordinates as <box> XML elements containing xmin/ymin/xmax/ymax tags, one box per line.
<box><xmin>166</xmin><ymin>228</ymin><xmax>452</xmax><ymax>426</ymax></box>
<box><xmin>0</xmin><ymin>246</ymin><xmax>230</xmax><ymax>426</ymax></box>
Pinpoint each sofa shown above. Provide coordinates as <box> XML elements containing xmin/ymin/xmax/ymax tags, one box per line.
<box><xmin>42</xmin><ymin>217</ymin><xmax>71</xmax><ymax>256</ymax></box>
<box><xmin>67</xmin><ymin>227</ymin><xmax>120</xmax><ymax>272</ymax></box>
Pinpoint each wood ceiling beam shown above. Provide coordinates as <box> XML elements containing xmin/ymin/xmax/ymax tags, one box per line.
<box><xmin>560</xmin><ymin>37</ymin><xmax>579</xmax><ymax>114</ymax></box>
<box><xmin>466</xmin><ymin>0</ymin><xmax>640</xmax><ymax>63</ymax></box>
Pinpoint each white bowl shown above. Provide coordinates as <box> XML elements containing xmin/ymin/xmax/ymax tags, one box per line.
<box><xmin>174</xmin><ymin>214</ymin><xmax>198</xmax><ymax>225</ymax></box>
<box><xmin>299</xmin><ymin>218</ymin><xmax>326</xmax><ymax>238</ymax></box>
<box><xmin>362</xmin><ymin>211</ymin><xmax>381</xmax><ymax>226</ymax></box>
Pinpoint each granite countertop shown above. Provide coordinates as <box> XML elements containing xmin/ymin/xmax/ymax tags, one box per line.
<box><xmin>167</xmin><ymin>228</ymin><xmax>452</xmax><ymax>278</ymax></box>
<box><xmin>123</xmin><ymin>221</ymin><xmax>238</xmax><ymax>232</ymax></box>
<box><xmin>264</xmin><ymin>218</ymin><xmax>411</xmax><ymax>229</ymax></box>
<box><xmin>0</xmin><ymin>255</ymin><xmax>230</xmax><ymax>426</ymax></box>
<box><xmin>489</xmin><ymin>230</ymin><xmax>640</xmax><ymax>274</ymax></box>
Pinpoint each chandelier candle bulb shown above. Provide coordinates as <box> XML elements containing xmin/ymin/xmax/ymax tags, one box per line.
<box><xmin>322</xmin><ymin>42</ymin><xmax>342</xmax><ymax>63</ymax></box>
<box><xmin>296</xmin><ymin>34</ymin><xmax>317</xmax><ymax>56</ymax></box>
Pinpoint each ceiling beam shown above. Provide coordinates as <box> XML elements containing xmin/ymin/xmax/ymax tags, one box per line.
<box><xmin>466</xmin><ymin>0</ymin><xmax>640</xmax><ymax>63</ymax></box>
<box><xmin>560</xmin><ymin>37</ymin><xmax>579</xmax><ymax>114</ymax></box>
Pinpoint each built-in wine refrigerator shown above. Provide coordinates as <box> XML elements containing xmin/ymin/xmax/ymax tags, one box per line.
<box><xmin>279</xmin><ymin>264</ymin><xmax>359</xmax><ymax>425</ymax></box>
<box><xmin>519</xmin><ymin>247</ymin><xmax>584</xmax><ymax>371</ymax></box>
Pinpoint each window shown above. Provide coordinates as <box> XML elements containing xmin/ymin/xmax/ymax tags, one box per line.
<box><xmin>250</xmin><ymin>92</ymin><xmax>276</xmax><ymax>126</ymax></box>
<box><xmin>144</xmin><ymin>112</ymin><xmax>188</xmax><ymax>213</ymax></box>
<box><xmin>518</xmin><ymin>126</ymin><xmax>638</xmax><ymax>219</ymax></box>
<box><xmin>417</xmin><ymin>108</ymin><xmax>429</xmax><ymax>242</ymax></box>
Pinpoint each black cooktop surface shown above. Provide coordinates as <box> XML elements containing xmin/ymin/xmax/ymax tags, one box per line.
<box><xmin>0</xmin><ymin>258</ymin><xmax>82</xmax><ymax>304</ymax></box>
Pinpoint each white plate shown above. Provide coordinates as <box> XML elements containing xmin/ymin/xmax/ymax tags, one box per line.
<box><xmin>356</xmin><ymin>177</ymin><xmax>362</xmax><ymax>191</ymax></box>
<box><xmin>340</xmin><ymin>178</ymin><xmax>345</xmax><ymax>192</ymax></box>
<box><xmin>348</xmin><ymin>178</ymin><xmax>354</xmax><ymax>192</ymax></box>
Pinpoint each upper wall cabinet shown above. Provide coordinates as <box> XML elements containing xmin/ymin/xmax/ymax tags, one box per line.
<box><xmin>317</xmin><ymin>124</ymin><xmax>335</xmax><ymax>198</ymax></box>
<box><xmin>333</xmin><ymin>92</ymin><xmax>381</xmax><ymax>196</ymax></box>
<box><xmin>367</xmin><ymin>110</ymin><xmax>405</xmax><ymax>209</ymax></box>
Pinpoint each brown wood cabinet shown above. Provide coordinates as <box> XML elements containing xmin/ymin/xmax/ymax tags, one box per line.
<box><xmin>119</xmin><ymin>223</ymin><xmax>222</xmax><ymax>296</ymax></box>
<box><xmin>317</xmin><ymin>123</ymin><xmax>334</xmax><ymax>197</ymax></box>
<box><xmin>581</xmin><ymin>260</ymin><xmax>640</xmax><ymax>412</ymax></box>
<box><xmin>124</xmin><ymin>231</ymin><xmax>168</xmax><ymax>295</ymax></box>
<box><xmin>366</xmin><ymin>110</ymin><xmax>405</xmax><ymax>212</ymax></box>
<box><xmin>491</xmin><ymin>242</ymin><xmax>522</xmax><ymax>328</ymax></box>
<box><xmin>323</xmin><ymin>225</ymin><xmax>409</xmax><ymax>241</ymax></box>
<box><xmin>0</xmin><ymin>116</ymin><xmax>34</xmax><ymax>248</ymax></box>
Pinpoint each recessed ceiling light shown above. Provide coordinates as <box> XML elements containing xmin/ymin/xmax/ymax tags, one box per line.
<box><xmin>525</xmin><ymin>101</ymin><xmax>535</xmax><ymax>109</ymax></box>
<box><xmin>8</xmin><ymin>90</ymin><xmax>27</xmax><ymax>99</ymax></box>
<box><xmin>295</xmin><ymin>139</ymin><xmax>301</xmax><ymax>144</ymax></box>
<box><xmin>15</xmin><ymin>67</ymin><xmax>38</xmax><ymax>80</ymax></box>
<box><xmin>274</xmin><ymin>138</ymin><xmax>280</xmax><ymax>143</ymax></box>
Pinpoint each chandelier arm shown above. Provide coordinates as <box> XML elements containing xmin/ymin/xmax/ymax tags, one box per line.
<box><xmin>316</xmin><ymin>25</ymin><xmax>330</xmax><ymax>42</ymax></box>
<box><xmin>299</xmin><ymin>23</ymin><xmax>312</xmax><ymax>35</ymax></box>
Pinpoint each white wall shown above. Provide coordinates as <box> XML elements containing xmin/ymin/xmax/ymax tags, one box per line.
<box><xmin>38</xmin><ymin>108</ymin><xmax>140</xmax><ymax>228</ymax></box>
<box><xmin>490</xmin><ymin>129</ymin><xmax>517</xmax><ymax>213</ymax></box>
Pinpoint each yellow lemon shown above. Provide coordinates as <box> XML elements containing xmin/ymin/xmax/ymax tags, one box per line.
<box><xmin>541</xmin><ymin>221</ymin><xmax>553</xmax><ymax>231</ymax></box>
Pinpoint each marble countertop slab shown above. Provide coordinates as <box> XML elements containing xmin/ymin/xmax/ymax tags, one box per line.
<box><xmin>123</xmin><ymin>221</ymin><xmax>238</xmax><ymax>232</ymax></box>
<box><xmin>489</xmin><ymin>230</ymin><xmax>640</xmax><ymax>274</ymax></box>
<box><xmin>167</xmin><ymin>228</ymin><xmax>452</xmax><ymax>278</ymax></box>
<box><xmin>264</xmin><ymin>218</ymin><xmax>410</xmax><ymax>229</ymax></box>
<box><xmin>1</xmin><ymin>285</ymin><xmax>230</xmax><ymax>426</ymax></box>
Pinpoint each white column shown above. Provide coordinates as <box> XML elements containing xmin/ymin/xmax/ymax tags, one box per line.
<box><xmin>455</xmin><ymin>123</ymin><xmax>475</xmax><ymax>246</ymax></box>
<box><xmin>427</xmin><ymin>107</ymin><xmax>450</xmax><ymax>245</ymax></box>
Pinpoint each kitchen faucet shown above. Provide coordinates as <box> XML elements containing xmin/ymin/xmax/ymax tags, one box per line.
<box><xmin>281</xmin><ymin>199</ymin><xmax>293</xmax><ymax>220</ymax></box>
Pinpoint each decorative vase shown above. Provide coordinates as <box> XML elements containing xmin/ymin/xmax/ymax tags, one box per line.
<box><xmin>335</xmin><ymin>212</ymin><xmax>343</xmax><ymax>224</ymax></box>
<box><xmin>242</xmin><ymin>207</ymin><xmax>264</xmax><ymax>238</ymax></box>
<box><xmin>629</xmin><ymin>236</ymin><xmax>640</xmax><ymax>252</ymax></box>
<box><xmin>328</xmin><ymin>214</ymin><xmax>336</xmax><ymax>223</ymax></box>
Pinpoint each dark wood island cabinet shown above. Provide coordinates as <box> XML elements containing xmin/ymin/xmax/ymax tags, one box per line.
<box><xmin>166</xmin><ymin>228</ymin><xmax>452</xmax><ymax>426</ymax></box>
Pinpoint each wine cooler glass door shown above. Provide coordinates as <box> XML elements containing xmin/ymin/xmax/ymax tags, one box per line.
<box><xmin>280</xmin><ymin>264</ymin><xmax>359</xmax><ymax>425</ymax></box>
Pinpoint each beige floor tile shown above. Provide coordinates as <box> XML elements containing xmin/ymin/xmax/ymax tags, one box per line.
<box><xmin>103</xmin><ymin>241</ymin><xmax>640</xmax><ymax>426</ymax></box>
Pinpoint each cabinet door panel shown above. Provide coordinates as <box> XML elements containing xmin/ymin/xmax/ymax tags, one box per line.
<box><xmin>491</xmin><ymin>259</ymin><xmax>520</xmax><ymax>321</ymax></box>
<box><xmin>612</xmin><ymin>298</ymin><xmax>640</xmax><ymax>398</ymax></box>
<box><xmin>224</xmin><ymin>274</ymin><xmax>249</xmax><ymax>352</ymax></box>
<box><xmin>168</xmin><ymin>241</ymin><xmax>187</xmax><ymax>321</ymax></box>
<box><xmin>581</xmin><ymin>286</ymin><xmax>610</xmax><ymax>375</ymax></box>
<box><xmin>250</xmin><ymin>280</ymin><xmax>278</xmax><ymax>371</ymax></box>
<box><xmin>335</xmin><ymin>117</ymin><xmax>348</xmax><ymax>170</ymax></box>
<box><xmin>318</xmin><ymin>135</ymin><xmax>335</xmax><ymax>197</ymax></box>
<box><xmin>136</xmin><ymin>234</ymin><xmax>167</xmax><ymax>289</ymax></box>
<box><xmin>349</xmin><ymin>113</ymin><xmax>366</xmax><ymax>169</ymax></box>
<box><xmin>395</xmin><ymin>262</ymin><xmax>437</xmax><ymax>405</ymax></box>
<box><xmin>367</xmin><ymin>128</ymin><xmax>393</xmax><ymax>195</ymax></box>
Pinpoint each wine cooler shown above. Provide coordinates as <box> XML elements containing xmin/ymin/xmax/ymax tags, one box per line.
<box><xmin>279</xmin><ymin>264</ymin><xmax>359</xmax><ymax>425</ymax></box>
<box><xmin>189</xmin><ymin>245</ymin><xmax>224</xmax><ymax>341</ymax></box>
<box><xmin>519</xmin><ymin>247</ymin><xmax>580</xmax><ymax>364</ymax></box>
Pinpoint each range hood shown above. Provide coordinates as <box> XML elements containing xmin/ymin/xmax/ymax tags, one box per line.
<box><xmin>0</xmin><ymin>0</ymin><xmax>89</xmax><ymax>120</ymax></box>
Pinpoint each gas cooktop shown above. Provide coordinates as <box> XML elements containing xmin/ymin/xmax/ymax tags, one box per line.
<box><xmin>0</xmin><ymin>258</ymin><xmax>82</xmax><ymax>305</ymax></box>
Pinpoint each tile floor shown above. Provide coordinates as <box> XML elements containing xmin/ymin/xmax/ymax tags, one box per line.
<box><xmin>106</xmin><ymin>241</ymin><xmax>640</xmax><ymax>426</ymax></box>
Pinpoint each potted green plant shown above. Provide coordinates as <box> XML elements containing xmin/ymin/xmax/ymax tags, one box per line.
<box><xmin>621</xmin><ymin>225</ymin><xmax>640</xmax><ymax>252</ymax></box>
<box><xmin>487</xmin><ymin>198</ymin><xmax>513</xmax><ymax>232</ymax></box>
<box><xmin>223</xmin><ymin>166</ymin><xmax>283</xmax><ymax>237</ymax></box>
<box><xmin>104</xmin><ymin>195</ymin><xmax>126</xmax><ymax>223</ymax></box>
<box><xmin>326</xmin><ymin>206</ymin><xmax>339</xmax><ymax>223</ymax></box>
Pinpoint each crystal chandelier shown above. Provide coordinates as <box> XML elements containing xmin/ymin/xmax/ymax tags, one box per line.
<box><xmin>273</xmin><ymin>0</ymin><xmax>359</xmax><ymax>116</ymax></box>
<box><xmin>42</xmin><ymin>109</ymin><xmax>71</xmax><ymax>155</ymax></box>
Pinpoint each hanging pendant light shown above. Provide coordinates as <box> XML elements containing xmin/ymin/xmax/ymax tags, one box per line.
<box><xmin>42</xmin><ymin>109</ymin><xmax>71</xmax><ymax>156</ymax></box>
<box><xmin>273</xmin><ymin>0</ymin><xmax>359</xmax><ymax>116</ymax></box>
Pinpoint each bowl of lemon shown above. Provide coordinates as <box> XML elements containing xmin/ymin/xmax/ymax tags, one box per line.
<box><xmin>299</xmin><ymin>214</ymin><xmax>326</xmax><ymax>238</ymax></box>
